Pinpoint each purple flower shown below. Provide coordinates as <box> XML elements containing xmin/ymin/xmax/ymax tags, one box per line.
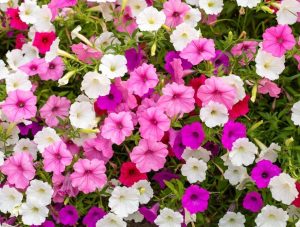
<box><xmin>18</xmin><ymin>121</ymin><xmax>42</xmax><ymax>137</ymax></box>
<box><xmin>83</xmin><ymin>207</ymin><xmax>106</xmax><ymax>227</ymax></box>
<box><xmin>152</xmin><ymin>170</ymin><xmax>179</xmax><ymax>189</ymax></box>
<box><xmin>58</xmin><ymin>205</ymin><xmax>79</xmax><ymax>226</ymax></box>
<box><xmin>242</xmin><ymin>191</ymin><xmax>263</xmax><ymax>213</ymax></box>
<box><xmin>251</xmin><ymin>160</ymin><xmax>281</xmax><ymax>189</ymax></box>
<box><xmin>203</xmin><ymin>141</ymin><xmax>219</xmax><ymax>157</ymax></box>
<box><xmin>172</xmin><ymin>132</ymin><xmax>186</xmax><ymax>159</ymax></box>
<box><xmin>139</xmin><ymin>203</ymin><xmax>159</xmax><ymax>224</ymax></box>
<box><xmin>221</xmin><ymin>121</ymin><xmax>246</xmax><ymax>150</ymax></box>
<box><xmin>181</xmin><ymin>122</ymin><xmax>205</xmax><ymax>149</ymax></box>
<box><xmin>182</xmin><ymin>185</ymin><xmax>210</xmax><ymax>214</ymax></box>
<box><xmin>95</xmin><ymin>85</ymin><xmax>122</xmax><ymax>111</ymax></box>
<box><xmin>164</xmin><ymin>51</ymin><xmax>192</xmax><ymax>76</ymax></box>
<box><xmin>125</xmin><ymin>47</ymin><xmax>144</xmax><ymax>71</ymax></box>
<box><xmin>212</xmin><ymin>50</ymin><xmax>230</xmax><ymax>74</ymax></box>
<box><xmin>31</xmin><ymin>220</ymin><xmax>55</xmax><ymax>227</ymax></box>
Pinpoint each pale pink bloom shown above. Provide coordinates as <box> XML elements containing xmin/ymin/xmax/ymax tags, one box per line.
<box><xmin>170</xmin><ymin>58</ymin><xmax>193</xmax><ymax>84</ymax></box>
<box><xmin>262</xmin><ymin>24</ymin><xmax>296</xmax><ymax>57</ymax></box>
<box><xmin>258</xmin><ymin>78</ymin><xmax>281</xmax><ymax>98</ymax></box>
<box><xmin>197</xmin><ymin>76</ymin><xmax>237</xmax><ymax>110</ymax></box>
<box><xmin>138</xmin><ymin>107</ymin><xmax>170</xmax><ymax>141</ymax></box>
<box><xmin>52</xmin><ymin>173</ymin><xmax>78</xmax><ymax>203</ymax></box>
<box><xmin>114</xmin><ymin>78</ymin><xmax>138</xmax><ymax>110</ymax></box>
<box><xmin>19</xmin><ymin>58</ymin><xmax>46</xmax><ymax>76</ymax></box>
<box><xmin>114</xmin><ymin>6</ymin><xmax>138</xmax><ymax>35</ymax></box>
<box><xmin>163</xmin><ymin>0</ymin><xmax>190</xmax><ymax>27</ymax></box>
<box><xmin>43</xmin><ymin>141</ymin><xmax>73</xmax><ymax>174</ymax></box>
<box><xmin>180</xmin><ymin>38</ymin><xmax>216</xmax><ymax>65</ymax></box>
<box><xmin>71</xmin><ymin>43</ymin><xmax>102</xmax><ymax>64</ymax></box>
<box><xmin>83</xmin><ymin>134</ymin><xmax>113</xmax><ymax>163</ymax></box>
<box><xmin>70</xmin><ymin>158</ymin><xmax>107</xmax><ymax>194</ymax></box>
<box><xmin>39</xmin><ymin>57</ymin><xmax>65</xmax><ymax>81</ymax></box>
<box><xmin>40</xmin><ymin>95</ymin><xmax>71</xmax><ymax>127</ymax></box>
<box><xmin>127</xmin><ymin>63</ymin><xmax>159</xmax><ymax>97</ymax></box>
<box><xmin>1</xmin><ymin>152</ymin><xmax>35</xmax><ymax>189</ymax></box>
<box><xmin>136</xmin><ymin>98</ymin><xmax>158</xmax><ymax>118</ymax></box>
<box><xmin>157</xmin><ymin>82</ymin><xmax>195</xmax><ymax>117</ymax></box>
<box><xmin>231</xmin><ymin>41</ymin><xmax>258</xmax><ymax>65</ymax></box>
<box><xmin>130</xmin><ymin>139</ymin><xmax>168</xmax><ymax>173</ymax></box>
<box><xmin>1</xmin><ymin>89</ymin><xmax>37</xmax><ymax>122</ymax></box>
<box><xmin>101</xmin><ymin>111</ymin><xmax>134</xmax><ymax>145</ymax></box>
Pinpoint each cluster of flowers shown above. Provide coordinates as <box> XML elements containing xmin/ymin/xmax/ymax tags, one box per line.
<box><xmin>0</xmin><ymin>0</ymin><xmax>300</xmax><ymax>226</ymax></box>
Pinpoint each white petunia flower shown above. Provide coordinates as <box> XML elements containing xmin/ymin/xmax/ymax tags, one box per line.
<box><xmin>236</xmin><ymin>0</ymin><xmax>261</xmax><ymax>8</ymax></box>
<box><xmin>33</xmin><ymin>5</ymin><xmax>53</xmax><ymax>32</ymax></box>
<box><xmin>183</xmin><ymin>7</ymin><xmax>201</xmax><ymax>27</ymax></box>
<box><xmin>0</xmin><ymin>122</ymin><xmax>20</xmax><ymax>148</ymax></box>
<box><xmin>0</xmin><ymin>60</ymin><xmax>9</xmax><ymax>80</ymax></box>
<box><xmin>170</xmin><ymin>23</ymin><xmax>200</xmax><ymax>51</ymax></box>
<box><xmin>182</xmin><ymin>146</ymin><xmax>211</xmax><ymax>162</ymax></box>
<box><xmin>21</xmin><ymin>43</ymin><xmax>39</xmax><ymax>61</ymax></box>
<box><xmin>222</xmin><ymin>74</ymin><xmax>246</xmax><ymax>103</ymax></box>
<box><xmin>0</xmin><ymin>185</ymin><xmax>23</xmax><ymax>214</ymax></box>
<box><xmin>132</xmin><ymin>180</ymin><xmax>153</xmax><ymax>204</ymax></box>
<box><xmin>13</xmin><ymin>138</ymin><xmax>38</xmax><ymax>160</ymax></box>
<box><xmin>19</xmin><ymin>0</ymin><xmax>40</xmax><ymax>24</ymax></box>
<box><xmin>199</xmin><ymin>0</ymin><xmax>224</xmax><ymax>15</ymax></box>
<box><xmin>224</xmin><ymin>164</ymin><xmax>248</xmax><ymax>186</ymax></box>
<box><xmin>124</xmin><ymin>211</ymin><xmax>144</xmax><ymax>223</ymax></box>
<box><xmin>5</xmin><ymin>71</ymin><xmax>32</xmax><ymax>93</ymax></box>
<box><xmin>45</xmin><ymin>38</ymin><xmax>60</xmax><ymax>62</ymax></box>
<box><xmin>136</xmin><ymin>7</ymin><xmax>166</xmax><ymax>31</ymax></box>
<box><xmin>6</xmin><ymin>49</ymin><xmax>26</xmax><ymax>70</ymax></box>
<box><xmin>200</xmin><ymin>101</ymin><xmax>229</xmax><ymax>128</ymax></box>
<box><xmin>276</xmin><ymin>0</ymin><xmax>300</xmax><ymax>25</ymax></box>
<box><xmin>94</xmin><ymin>32</ymin><xmax>120</xmax><ymax>50</ymax></box>
<box><xmin>108</xmin><ymin>186</ymin><xmax>140</xmax><ymax>218</ymax></box>
<box><xmin>127</xmin><ymin>0</ymin><xmax>147</xmax><ymax>17</ymax></box>
<box><xmin>154</xmin><ymin>208</ymin><xmax>183</xmax><ymax>227</ymax></box>
<box><xmin>255</xmin><ymin>205</ymin><xmax>288</xmax><ymax>227</ymax></box>
<box><xmin>255</xmin><ymin>48</ymin><xmax>285</xmax><ymax>81</ymax></box>
<box><xmin>96</xmin><ymin>213</ymin><xmax>126</xmax><ymax>227</ymax></box>
<box><xmin>0</xmin><ymin>151</ymin><xmax>4</xmax><ymax>166</ymax></box>
<box><xmin>33</xmin><ymin>127</ymin><xmax>61</xmax><ymax>153</ymax></box>
<box><xmin>69</xmin><ymin>101</ymin><xmax>97</xmax><ymax>129</ymax></box>
<box><xmin>181</xmin><ymin>157</ymin><xmax>207</xmax><ymax>183</ymax></box>
<box><xmin>269</xmin><ymin>173</ymin><xmax>298</xmax><ymax>205</ymax></box>
<box><xmin>218</xmin><ymin>212</ymin><xmax>246</xmax><ymax>227</ymax></box>
<box><xmin>19</xmin><ymin>200</ymin><xmax>48</xmax><ymax>226</ymax></box>
<box><xmin>292</xmin><ymin>101</ymin><xmax>300</xmax><ymax>126</ymax></box>
<box><xmin>256</xmin><ymin>143</ymin><xmax>280</xmax><ymax>163</ymax></box>
<box><xmin>98</xmin><ymin>3</ymin><xmax>115</xmax><ymax>21</ymax></box>
<box><xmin>26</xmin><ymin>180</ymin><xmax>53</xmax><ymax>206</ymax></box>
<box><xmin>186</xmin><ymin>0</ymin><xmax>199</xmax><ymax>6</ymax></box>
<box><xmin>99</xmin><ymin>54</ymin><xmax>127</xmax><ymax>79</ymax></box>
<box><xmin>229</xmin><ymin>138</ymin><xmax>258</xmax><ymax>166</ymax></box>
<box><xmin>81</xmin><ymin>72</ymin><xmax>111</xmax><ymax>99</ymax></box>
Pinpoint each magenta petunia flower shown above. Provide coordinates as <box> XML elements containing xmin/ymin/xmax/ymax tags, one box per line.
<box><xmin>152</xmin><ymin>170</ymin><xmax>179</xmax><ymax>189</ymax></box>
<box><xmin>182</xmin><ymin>185</ymin><xmax>210</xmax><ymax>214</ymax></box>
<box><xmin>39</xmin><ymin>57</ymin><xmax>65</xmax><ymax>81</ymax></box>
<box><xmin>181</xmin><ymin>122</ymin><xmax>205</xmax><ymax>149</ymax></box>
<box><xmin>221</xmin><ymin>121</ymin><xmax>246</xmax><ymax>150</ymax></box>
<box><xmin>58</xmin><ymin>205</ymin><xmax>79</xmax><ymax>226</ymax></box>
<box><xmin>6</xmin><ymin>8</ymin><xmax>28</xmax><ymax>30</ymax></box>
<box><xmin>164</xmin><ymin>51</ymin><xmax>192</xmax><ymax>76</ymax></box>
<box><xmin>1</xmin><ymin>89</ymin><xmax>37</xmax><ymax>122</ymax></box>
<box><xmin>83</xmin><ymin>207</ymin><xmax>106</xmax><ymax>227</ymax></box>
<box><xmin>139</xmin><ymin>203</ymin><xmax>160</xmax><ymax>224</ymax></box>
<box><xmin>251</xmin><ymin>160</ymin><xmax>281</xmax><ymax>189</ymax></box>
<box><xmin>33</xmin><ymin>32</ymin><xmax>56</xmax><ymax>54</ymax></box>
<box><xmin>95</xmin><ymin>84</ymin><xmax>122</xmax><ymax>112</ymax></box>
<box><xmin>163</xmin><ymin>0</ymin><xmax>190</xmax><ymax>27</ymax></box>
<box><xmin>169</xmin><ymin>129</ymin><xmax>186</xmax><ymax>159</ymax></box>
<box><xmin>125</xmin><ymin>47</ymin><xmax>144</xmax><ymax>72</ymax></box>
<box><xmin>262</xmin><ymin>24</ymin><xmax>296</xmax><ymax>57</ymax></box>
<box><xmin>180</xmin><ymin>38</ymin><xmax>216</xmax><ymax>65</ymax></box>
<box><xmin>242</xmin><ymin>191</ymin><xmax>263</xmax><ymax>213</ymax></box>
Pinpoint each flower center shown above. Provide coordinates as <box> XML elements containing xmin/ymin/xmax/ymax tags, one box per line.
<box><xmin>30</xmin><ymin>65</ymin><xmax>37</xmax><ymax>71</ymax></box>
<box><xmin>190</xmin><ymin>194</ymin><xmax>198</xmax><ymax>200</ymax></box>
<box><xmin>192</xmin><ymin>131</ymin><xmax>199</xmax><ymax>138</ymax></box>
<box><xmin>42</xmin><ymin>37</ymin><xmax>49</xmax><ymax>43</ymax></box>
<box><xmin>17</xmin><ymin>101</ymin><xmax>25</xmax><ymax>108</ymax></box>
<box><xmin>172</xmin><ymin>12</ymin><xmax>180</xmax><ymax>17</ymax></box>
<box><xmin>49</xmin><ymin>63</ymin><xmax>56</xmax><ymax>70</ymax></box>
<box><xmin>261</xmin><ymin>172</ymin><xmax>269</xmax><ymax>178</ymax></box>
<box><xmin>108</xmin><ymin>94</ymin><xmax>114</xmax><ymax>100</ymax></box>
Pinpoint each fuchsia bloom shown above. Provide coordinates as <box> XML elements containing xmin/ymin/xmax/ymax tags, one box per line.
<box><xmin>127</xmin><ymin>63</ymin><xmax>159</xmax><ymax>97</ymax></box>
<box><xmin>138</xmin><ymin>107</ymin><xmax>170</xmax><ymax>141</ymax></box>
<box><xmin>6</xmin><ymin>8</ymin><xmax>28</xmax><ymax>30</ymax></box>
<box><xmin>70</xmin><ymin>159</ymin><xmax>107</xmax><ymax>194</ymax></box>
<box><xmin>101</xmin><ymin>111</ymin><xmax>134</xmax><ymax>145</ymax></box>
<box><xmin>262</xmin><ymin>24</ymin><xmax>296</xmax><ymax>57</ymax></box>
<box><xmin>83</xmin><ymin>207</ymin><xmax>106</xmax><ymax>227</ymax></box>
<box><xmin>119</xmin><ymin>162</ymin><xmax>148</xmax><ymax>187</ymax></box>
<box><xmin>163</xmin><ymin>0</ymin><xmax>190</xmax><ymax>27</ymax></box>
<box><xmin>228</xmin><ymin>95</ymin><xmax>250</xmax><ymax>119</ymax></box>
<box><xmin>15</xmin><ymin>33</ymin><xmax>26</xmax><ymax>49</ymax></box>
<box><xmin>40</xmin><ymin>95</ymin><xmax>71</xmax><ymax>127</ymax></box>
<box><xmin>197</xmin><ymin>76</ymin><xmax>237</xmax><ymax>110</ymax></box>
<box><xmin>125</xmin><ymin>47</ymin><xmax>144</xmax><ymax>72</ymax></box>
<box><xmin>43</xmin><ymin>141</ymin><xmax>73</xmax><ymax>174</ymax></box>
<box><xmin>242</xmin><ymin>191</ymin><xmax>263</xmax><ymax>213</ymax></box>
<box><xmin>95</xmin><ymin>85</ymin><xmax>122</xmax><ymax>112</ymax></box>
<box><xmin>130</xmin><ymin>139</ymin><xmax>168</xmax><ymax>173</ymax></box>
<box><xmin>59</xmin><ymin>205</ymin><xmax>79</xmax><ymax>226</ymax></box>
<box><xmin>158</xmin><ymin>82</ymin><xmax>195</xmax><ymax>117</ymax></box>
<box><xmin>221</xmin><ymin>121</ymin><xmax>246</xmax><ymax>150</ymax></box>
<box><xmin>181</xmin><ymin>122</ymin><xmax>205</xmax><ymax>149</ymax></box>
<box><xmin>33</xmin><ymin>32</ymin><xmax>56</xmax><ymax>54</ymax></box>
<box><xmin>180</xmin><ymin>38</ymin><xmax>216</xmax><ymax>65</ymax></box>
<box><xmin>83</xmin><ymin>135</ymin><xmax>113</xmax><ymax>163</ymax></box>
<box><xmin>258</xmin><ymin>78</ymin><xmax>281</xmax><ymax>98</ymax></box>
<box><xmin>1</xmin><ymin>152</ymin><xmax>35</xmax><ymax>189</ymax></box>
<box><xmin>19</xmin><ymin>58</ymin><xmax>46</xmax><ymax>76</ymax></box>
<box><xmin>71</xmin><ymin>43</ymin><xmax>102</xmax><ymax>64</ymax></box>
<box><xmin>295</xmin><ymin>54</ymin><xmax>300</xmax><ymax>71</ymax></box>
<box><xmin>182</xmin><ymin>185</ymin><xmax>210</xmax><ymax>214</ymax></box>
<box><xmin>39</xmin><ymin>57</ymin><xmax>65</xmax><ymax>81</ymax></box>
<box><xmin>139</xmin><ymin>203</ymin><xmax>159</xmax><ymax>224</ymax></box>
<box><xmin>1</xmin><ymin>89</ymin><xmax>37</xmax><ymax>122</ymax></box>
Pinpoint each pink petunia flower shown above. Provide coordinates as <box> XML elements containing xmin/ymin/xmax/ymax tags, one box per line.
<box><xmin>127</xmin><ymin>63</ymin><xmax>159</xmax><ymax>97</ymax></box>
<box><xmin>258</xmin><ymin>78</ymin><xmax>281</xmax><ymax>98</ymax></box>
<box><xmin>1</xmin><ymin>89</ymin><xmax>37</xmax><ymax>122</ymax></box>
<box><xmin>52</xmin><ymin>173</ymin><xmax>78</xmax><ymax>203</ymax></box>
<box><xmin>180</xmin><ymin>38</ymin><xmax>216</xmax><ymax>65</ymax></box>
<box><xmin>71</xmin><ymin>43</ymin><xmax>102</xmax><ymax>64</ymax></box>
<box><xmin>138</xmin><ymin>107</ymin><xmax>170</xmax><ymax>141</ymax></box>
<box><xmin>169</xmin><ymin>58</ymin><xmax>193</xmax><ymax>84</ymax></box>
<box><xmin>15</xmin><ymin>33</ymin><xmax>27</xmax><ymax>49</ymax></box>
<box><xmin>157</xmin><ymin>82</ymin><xmax>195</xmax><ymax>117</ymax></box>
<box><xmin>43</xmin><ymin>141</ymin><xmax>73</xmax><ymax>174</ymax></box>
<box><xmin>101</xmin><ymin>111</ymin><xmax>134</xmax><ymax>145</ymax></box>
<box><xmin>39</xmin><ymin>57</ymin><xmax>65</xmax><ymax>81</ymax></box>
<box><xmin>262</xmin><ymin>24</ymin><xmax>296</xmax><ymax>57</ymax></box>
<box><xmin>33</xmin><ymin>31</ymin><xmax>56</xmax><ymax>54</ymax></box>
<box><xmin>231</xmin><ymin>41</ymin><xmax>258</xmax><ymax>65</ymax></box>
<box><xmin>1</xmin><ymin>152</ymin><xmax>35</xmax><ymax>189</ymax></box>
<box><xmin>6</xmin><ymin>8</ymin><xmax>28</xmax><ymax>30</ymax></box>
<box><xmin>19</xmin><ymin>58</ymin><xmax>46</xmax><ymax>76</ymax></box>
<box><xmin>197</xmin><ymin>76</ymin><xmax>237</xmax><ymax>110</ymax></box>
<box><xmin>163</xmin><ymin>0</ymin><xmax>190</xmax><ymax>27</ymax></box>
<box><xmin>70</xmin><ymin>159</ymin><xmax>107</xmax><ymax>194</ymax></box>
<box><xmin>83</xmin><ymin>134</ymin><xmax>113</xmax><ymax>163</ymax></box>
<box><xmin>40</xmin><ymin>95</ymin><xmax>71</xmax><ymax>127</ymax></box>
<box><xmin>130</xmin><ymin>139</ymin><xmax>168</xmax><ymax>173</ymax></box>
<box><xmin>294</xmin><ymin>54</ymin><xmax>300</xmax><ymax>71</ymax></box>
<box><xmin>114</xmin><ymin>6</ymin><xmax>138</xmax><ymax>35</ymax></box>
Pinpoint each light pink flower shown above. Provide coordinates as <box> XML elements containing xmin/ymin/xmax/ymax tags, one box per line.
<box><xmin>114</xmin><ymin>6</ymin><xmax>138</xmax><ymax>35</ymax></box>
<box><xmin>71</xmin><ymin>43</ymin><xmax>102</xmax><ymax>64</ymax></box>
<box><xmin>101</xmin><ymin>111</ymin><xmax>134</xmax><ymax>145</ymax></box>
<box><xmin>231</xmin><ymin>41</ymin><xmax>258</xmax><ymax>65</ymax></box>
<box><xmin>127</xmin><ymin>63</ymin><xmax>159</xmax><ymax>97</ymax></box>
<box><xmin>157</xmin><ymin>82</ymin><xmax>195</xmax><ymax>117</ymax></box>
<box><xmin>130</xmin><ymin>139</ymin><xmax>168</xmax><ymax>173</ymax></box>
<box><xmin>43</xmin><ymin>141</ymin><xmax>73</xmax><ymax>174</ymax></box>
<box><xmin>170</xmin><ymin>58</ymin><xmax>193</xmax><ymax>84</ymax></box>
<box><xmin>163</xmin><ymin>0</ymin><xmax>190</xmax><ymax>27</ymax></box>
<box><xmin>138</xmin><ymin>107</ymin><xmax>170</xmax><ymax>141</ymax></box>
<box><xmin>258</xmin><ymin>78</ymin><xmax>281</xmax><ymax>98</ymax></box>
<box><xmin>83</xmin><ymin>134</ymin><xmax>113</xmax><ymax>163</ymax></box>
<box><xmin>39</xmin><ymin>57</ymin><xmax>65</xmax><ymax>81</ymax></box>
<box><xmin>52</xmin><ymin>173</ymin><xmax>79</xmax><ymax>203</ymax></box>
<box><xmin>1</xmin><ymin>89</ymin><xmax>37</xmax><ymax>122</ymax></box>
<box><xmin>114</xmin><ymin>78</ymin><xmax>138</xmax><ymax>110</ymax></box>
<box><xmin>262</xmin><ymin>24</ymin><xmax>296</xmax><ymax>57</ymax></box>
<box><xmin>197</xmin><ymin>76</ymin><xmax>237</xmax><ymax>110</ymax></box>
<box><xmin>19</xmin><ymin>58</ymin><xmax>46</xmax><ymax>76</ymax></box>
<box><xmin>70</xmin><ymin>159</ymin><xmax>107</xmax><ymax>194</ymax></box>
<box><xmin>40</xmin><ymin>95</ymin><xmax>71</xmax><ymax>127</ymax></box>
<box><xmin>1</xmin><ymin>152</ymin><xmax>35</xmax><ymax>189</ymax></box>
<box><xmin>180</xmin><ymin>38</ymin><xmax>216</xmax><ymax>65</ymax></box>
